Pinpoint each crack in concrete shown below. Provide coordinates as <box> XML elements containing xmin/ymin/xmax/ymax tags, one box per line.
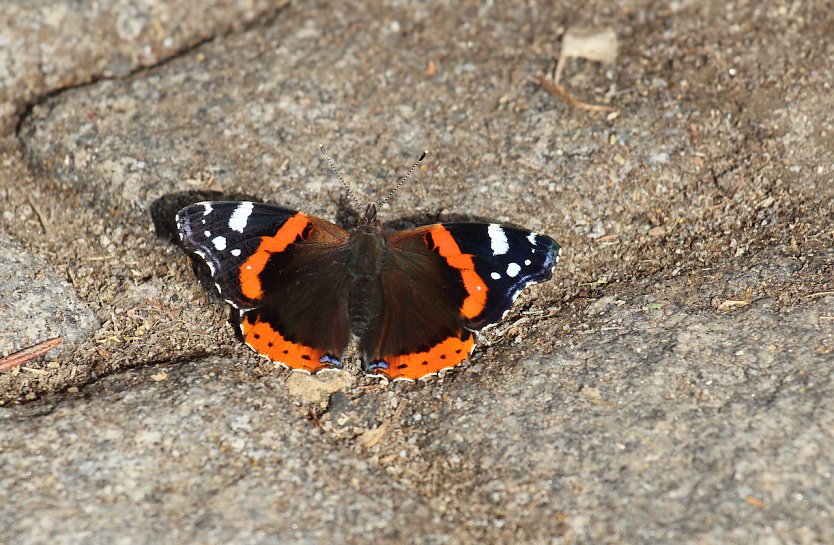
<box><xmin>12</xmin><ymin>1</ymin><xmax>291</xmax><ymax>149</ymax></box>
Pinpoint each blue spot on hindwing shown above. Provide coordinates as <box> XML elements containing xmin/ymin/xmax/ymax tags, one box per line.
<box><xmin>366</xmin><ymin>360</ymin><xmax>389</xmax><ymax>371</ymax></box>
<box><xmin>319</xmin><ymin>354</ymin><xmax>343</xmax><ymax>368</ymax></box>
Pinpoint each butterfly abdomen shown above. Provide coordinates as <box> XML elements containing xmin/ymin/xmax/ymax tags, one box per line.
<box><xmin>346</xmin><ymin>230</ymin><xmax>387</xmax><ymax>335</ymax></box>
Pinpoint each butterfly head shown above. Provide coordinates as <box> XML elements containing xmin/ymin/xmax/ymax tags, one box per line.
<box><xmin>359</xmin><ymin>202</ymin><xmax>381</xmax><ymax>230</ymax></box>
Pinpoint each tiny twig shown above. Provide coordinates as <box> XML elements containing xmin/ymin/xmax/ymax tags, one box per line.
<box><xmin>0</xmin><ymin>337</ymin><xmax>63</xmax><ymax>372</ymax></box>
<box><xmin>536</xmin><ymin>75</ymin><xmax>617</xmax><ymax>113</ymax></box>
<box><xmin>493</xmin><ymin>316</ymin><xmax>531</xmax><ymax>338</ymax></box>
<box><xmin>308</xmin><ymin>408</ymin><xmax>324</xmax><ymax>430</ymax></box>
<box><xmin>356</xmin><ymin>403</ymin><xmax>405</xmax><ymax>449</ymax></box>
<box><xmin>716</xmin><ymin>299</ymin><xmax>751</xmax><ymax>312</ymax></box>
<box><xmin>553</xmin><ymin>55</ymin><xmax>566</xmax><ymax>85</ymax></box>
<box><xmin>28</xmin><ymin>196</ymin><xmax>49</xmax><ymax>234</ymax></box>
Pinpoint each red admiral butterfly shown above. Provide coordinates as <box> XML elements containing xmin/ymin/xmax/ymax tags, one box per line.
<box><xmin>176</xmin><ymin>149</ymin><xmax>560</xmax><ymax>380</ymax></box>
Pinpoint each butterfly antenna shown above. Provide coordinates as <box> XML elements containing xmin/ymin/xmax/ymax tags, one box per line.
<box><xmin>320</xmin><ymin>145</ymin><xmax>363</xmax><ymax>208</ymax></box>
<box><xmin>380</xmin><ymin>150</ymin><xmax>427</xmax><ymax>207</ymax></box>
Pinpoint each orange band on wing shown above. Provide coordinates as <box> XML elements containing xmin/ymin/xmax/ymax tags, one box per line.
<box><xmin>240</xmin><ymin>213</ymin><xmax>310</xmax><ymax>301</ymax></box>
<box><xmin>428</xmin><ymin>226</ymin><xmax>487</xmax><ymax>318</ymax></box>
<box><xmin>241</xmin><ymin>313</ymin><xmax>334</xmax><ymax>373</ymax></box>
<box><xmin>373</xmin><ymin>332</ymin><xmax>475</xmax><ymax>380</ymax></box>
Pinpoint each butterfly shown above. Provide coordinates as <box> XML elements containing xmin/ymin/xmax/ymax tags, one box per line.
<box><xmin>176</xmin><ymin>148</ymin><xmax>560</xmax><ymax>380</ymax></box>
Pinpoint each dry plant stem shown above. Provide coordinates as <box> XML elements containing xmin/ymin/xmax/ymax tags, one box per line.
<box><xmin>807</xmin><ymin>291</ymin><xmax>834</xmax><ymax>298</ymax></box>
<box><xmin>536</xmin><ymin>75</ymin><xmax>617</xmax><ymax>113</ymax></box>
<box><xmin>553</xmin><ymin>55</ymin><xmax>566</xmax><ymax>85</ymax></box>
<box><xmin>0</xmin><ymin>338</ymin><xmax>63</xmax><ymax>372</ymax></box>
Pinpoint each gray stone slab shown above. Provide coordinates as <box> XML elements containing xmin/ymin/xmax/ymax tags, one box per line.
<box><xmin>0</xmin><ymin>229</ymin><xmax>98</xmax><ymax>359</ymax></box>
<box><xmin>0</xmin><ymin>357</ymin><xmax>457</xmax><ymax>545</ymax></box>
<box><xmin>3</xmin><ymin>288</ymin><xmax>831</xmax><ymax>543</ymax></box>
<box><xmin>0</xmin><ymin>0</ymin><xmax>289</xmax><ymax>134</ymax></box>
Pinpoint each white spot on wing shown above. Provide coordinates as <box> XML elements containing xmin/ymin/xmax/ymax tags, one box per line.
<box><xmin>229</xmin><ymin>201</ymin><xmax>254</xmax><ymax>233</ymax></box>
<box><xmin>204</xmin><ymin>230</ymin><xmax>211</xmax><ymax>237</ymax></box>
<box><xmin>527</xmin><ymin>232</ymin><xmax>538</xmax><ymax>245</ymax></box>
<box><xmin>488</xmin><ymin>224</ymin><xmax>509</xmax><ymax>255</ymax></box>
<box><xmin>202</xmin><ymin>203</ymin><xmax>213</xmax><ymax>216</ymax></box>
<box><xmin>231</xmin><ymin>249</ymin><xmax>241</xmax><ymax>257</ymax></box>
<box><xmin>506</xmin><ymin>262</ymin><xmax>521</xmax><ymax>277</ymax></box>
<box><xmin>491</xmin><ymin>272</ymin><xmax>501</xmax><ymax>280</ymax></box>
<box><xmin>212</xmin><ymin>236</ymin><xmax>227</xmax><ymax>250</ymax></box>
<box><xmin>524</xmin><ymin>259</ymin><xmax>532</xmax><ymax>266</ymax></box>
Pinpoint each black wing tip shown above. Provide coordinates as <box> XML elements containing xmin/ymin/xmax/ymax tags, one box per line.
<box><xmin>540</xmin><ymin>233</ymin><xmax>560</xmax><ymax>252</ymax></box>
<box><xmin>536</xmin><ymin>234</ymin><xmax>561</xmax><ymax>268</ymax></box>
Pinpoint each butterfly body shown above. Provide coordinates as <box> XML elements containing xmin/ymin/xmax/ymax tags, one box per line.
<box><xmin>176</xmin><ymin>200</ymin><xmax>560</xmax><ymax>380</ymax></box>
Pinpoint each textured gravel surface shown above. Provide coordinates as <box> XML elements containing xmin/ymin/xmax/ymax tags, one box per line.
<box><xmin>1</xmin><ymin>0</ymin><xmax>832</xmax><ymax>543</ymax></box>
<box><xmin>0</xmin><ymin>229</ymin><xmax>98</xmax><ymax>359</ymax></box>
<box><xmin>1</xmin><ymin>357</ymin><xmax>456</xmax><ymax>545</ymax></box>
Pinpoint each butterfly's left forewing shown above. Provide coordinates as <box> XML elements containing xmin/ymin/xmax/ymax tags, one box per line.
<box><xmin>177</xmin><ymin>201</ymin><xmax>305</xmax><ymax>309</ymax></box>
<box><xmin>176</xmin><ymin>201</ymin><xmax>354</xmax><ymax>373</ymax></box>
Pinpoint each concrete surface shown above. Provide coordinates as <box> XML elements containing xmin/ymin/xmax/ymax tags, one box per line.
<box><xmin>1</xmin><ymin>0</ymin><xmax>832</xmax><ymax>543</ymax></box>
